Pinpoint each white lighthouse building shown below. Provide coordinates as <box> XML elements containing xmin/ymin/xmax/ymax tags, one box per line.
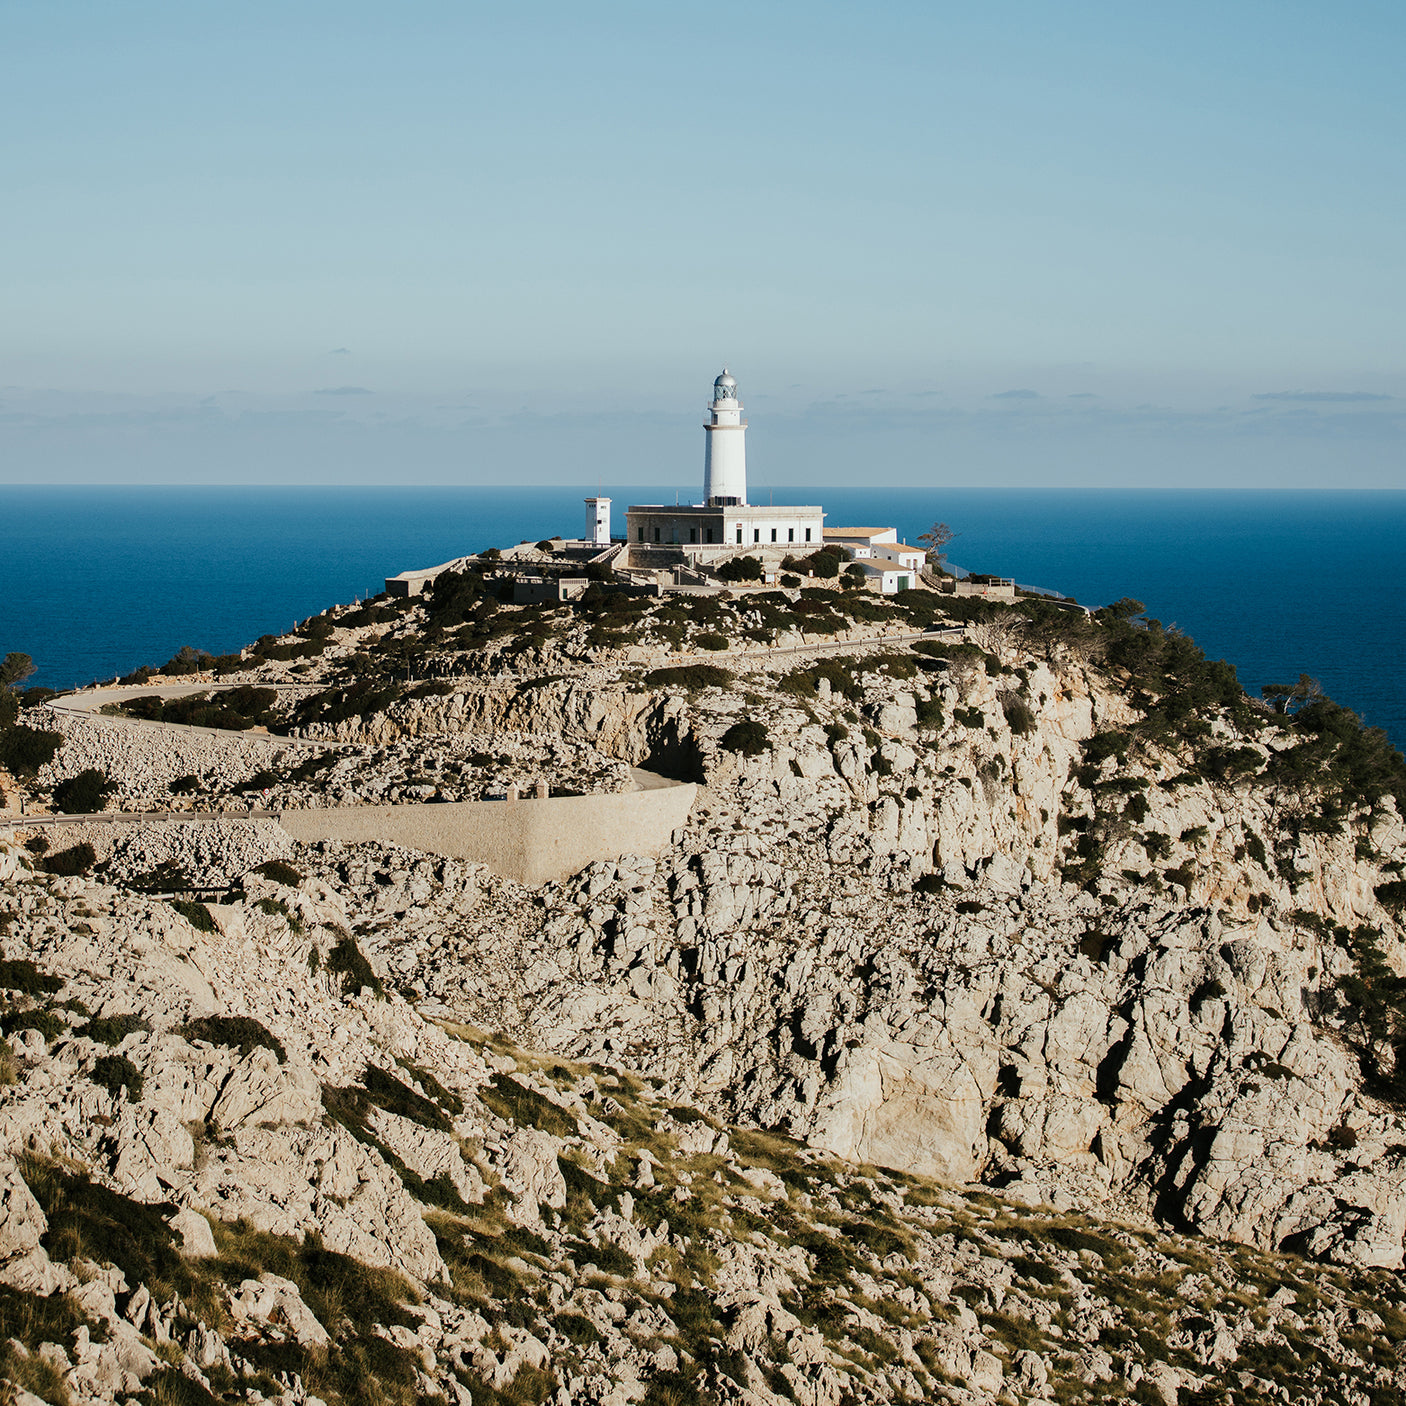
<box><xmin>626</xmin><ymin>368</ymin><xmax>824</xmax><ymax>557</ymax></box>
<box><xmin>702</xmin><ymin>368</ymin><xmax>747</xmax><ymax>507</ymax></box>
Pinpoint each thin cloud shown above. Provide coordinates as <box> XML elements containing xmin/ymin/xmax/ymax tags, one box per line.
<box><xmin>992</xmin><ymin>388</ymin><xmax>1039</xmax><ymax>400</ymax></box>
<box><xmin>1253</xmin><ymin>390</ymin><xmax>1392</xmax><ymax>403</ymax></box>
<box><xmin>1067</xmin><ymin>392</ymin><xmax>1098</xmax><ymax>399</ymax></box>
<box><xmin>314</xmin><ymin>385</ymin><xmax>372</xmax><ymax>396</ymax></box>
<box><xmin>328</xmin><ymin>347</ymin><xmax>352</xmax><ymax>355</ymax></box>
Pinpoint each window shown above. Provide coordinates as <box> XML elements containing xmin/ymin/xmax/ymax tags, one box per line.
<box><xmin>689</xmin><ymin>528</ymin><xmax>697</xmax><ymax>543</ymax></box>
<box><xmin>788</xmin><ymin>528</ymin><xmax>794</xmax><ymax>543</ymax></box>
<box><xmin>736</xmin><ymin>528</ymin><xmax>742</xmax><ymax>544</ymax></box>
<box><xmin>638</xmin><ymin>527</ymin><xmax>644</xmax><ymax>542</ymax></box>
<box><xmin>770</xmin><ymin>528</ymin><xmax>777</xmax><ymax>543</ymax></box>
<box><xmin>706</xmin><ymin>528</ymin><xmax>714</xmax><ymax>543</ymax></box>
<box><xmin>753</xmin><ymin>529</ymin><xmax>760</xmax><ymax>543</ymax></box>
<box><xmin>805</xmin><ymin>528</ymin><xmax>812</xmax><ymax>543</ymax></box>
<box><xmin>654</xmin><ymin>528</ymin><xmax>660</xmax><ymax>543</ymax></box>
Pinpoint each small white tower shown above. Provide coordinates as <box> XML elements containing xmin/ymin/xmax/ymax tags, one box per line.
<box><xmin>703</xmin><ymin>367</ymin><xmax>747</xmax><ymax>507</ymax></box>
<box><xmin>584</xmin><ymin>496</ymin><xmax>611</xmax><ymax>546</ymax></box>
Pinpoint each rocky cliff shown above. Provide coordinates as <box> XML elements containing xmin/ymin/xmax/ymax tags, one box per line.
<box><xmin>3</xmin><ymin>579</ymin><xmax>1405</xmax><ymax>1406</ymax></box>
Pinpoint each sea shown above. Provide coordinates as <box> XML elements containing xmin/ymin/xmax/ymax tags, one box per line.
<box><xmin>2</xmin><ymin>486</ymin><xmax>1403</xmax><ymax>753</ymax></box>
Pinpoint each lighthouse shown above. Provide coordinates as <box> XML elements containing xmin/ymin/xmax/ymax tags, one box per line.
<box><xmin>703</xmin><ymin>368</ymin><xmax>747</xmax><ymax>507</ymax></box>
<box><xmin>626</xmin><ymin>367</ymin><xmax>823</xmax><ymax>558</ymax></box>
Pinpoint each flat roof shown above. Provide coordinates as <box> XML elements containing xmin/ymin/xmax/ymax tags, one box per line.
<box><xmin>627</xmin><ymin>503</ymin><xmax>824</xmax><ymax>514</ymax></box>
<box><xmin>825</xmin><ymin>527</ymin><xmax>890</xmax><ymax>538</ymax></box>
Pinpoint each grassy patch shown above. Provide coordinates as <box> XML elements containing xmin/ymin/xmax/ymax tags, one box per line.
<box><xmin>478</xmin><ymin>1074</ymin><xmax>579</xmax><ymax>1139</ymax></box>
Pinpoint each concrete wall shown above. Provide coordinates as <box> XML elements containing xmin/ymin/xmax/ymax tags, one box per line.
<box><xmin>278</xmin><ymin>781</ymin><xmax>697</xmax><ymax>886</ymax></box>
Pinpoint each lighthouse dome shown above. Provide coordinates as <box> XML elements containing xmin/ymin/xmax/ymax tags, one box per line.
<box><xmin>714</xmin><ymin>368</ymin><xmax>737</xmax><ymax>395</ymax></box>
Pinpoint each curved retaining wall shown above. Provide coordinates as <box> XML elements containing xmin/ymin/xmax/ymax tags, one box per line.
<box><xmin>277</xmin><ymin>782</ymin><xmax>697</xmax><ymax>886</ymax></box>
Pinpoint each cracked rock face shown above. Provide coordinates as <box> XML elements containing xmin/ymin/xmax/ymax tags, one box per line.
<box><xmin>250</xmin><ymin>635</ymin><xmax>1406</xmax><ymax>1275</ymax></box>
<box><xmin>4</xmin><ymin>582</ymin><xmax>1406</xmax><ymax>1405</ymax></box>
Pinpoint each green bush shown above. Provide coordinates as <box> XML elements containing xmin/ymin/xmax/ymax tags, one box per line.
<box><xmin>171</xmin><ymin>899</ymin><xmax>217</xmax><ymax>933</ymax></box>
<box><xmin>327</xmin><ymin>935</ymin><xmax>384</xmax><ymax>996</ymax></box>
<box><xmin>1</xmin><ymin>1009</ymin><xmax>65</xmax><ymax>1042</ymax></box>
<box><xmin>719</xmin><ymin>720</ymin><xmax>771</xmax><ymax>755</ymax></box>
<box><xmin>80</xmin><ymin>1014</ymin><xmax>150</xmax><ymax>1045</ymax></box>
<box><xmin>0</xmin><ymin>725</ymin><xmax>62</xmax><ymax>776</ymax></box>
<box><xmin>553</xmin><ymin>1312</ymin><xmax>601</xmax><ymax>1345</ymax></box>
<box><xmin>0</xmin><ymin>961</ymin><xmax>62</xmax><ymax>997</ymax></box>
<box><xmin>1375</xmin><ymin>881</ymin><xmax>1406</xmax><ymax>913</ymax></box>
<box><xmin>183</xmin><ymin>1014</ymin><xmax>286</xmax><ymax>1063</ymax></box>
<box><xmin>91</xmin><ymin>1054</ymin><xmax>144</xmax><ymax>1102</ymax></box>
<box><xmin>42</xmin><ymin>843</ymin><xmax>96</xmax><ymax>876</ymax></box>
<box><xmin>644</xmin><ymin>664</ymin><xmax>732</xmax><ymax>692</ymax></box>
<box><xmin>256</xmin><ymin>858</ymin><xmax>304</xmax><ymax>886</ymax></box>
<box><xmin>717</xmin><ymin>555</ymin><xmax>764</xmax><ymax>583</ymax></box>
<box><xmin>694</xmin><ymin>632</ymin><xmax>729</xmax><ymax>651</ymax></box>
<box><xmin>1001</xmin><ymin>694</ymin><xmax>1037</xmax><ymax>736</ymax></box>
<box><xmin>53</xmin><ymin>768</ymin><xmax>112</xmax><ymax>814</ymax></box>
<box><xmin>160</xmin><ymin>645</ymin><xmax>212</xmax><ymax>675</ymax></box>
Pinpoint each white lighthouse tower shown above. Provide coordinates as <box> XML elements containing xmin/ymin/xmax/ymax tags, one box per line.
<box><xmin>702</xmin><ymin>367</ymin><xmax>747</xmax><ymax>507</ymax></box>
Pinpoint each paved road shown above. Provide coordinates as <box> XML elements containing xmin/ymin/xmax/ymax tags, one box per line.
<box><xmin>44</xmin><ymin>681</ymin><xmax>335</xmax><ymax>751</ymax></box>
<box><xmin>48</xmin><ymin>681</ymin><xmax>305</xmax><ymax>716</ymax></box>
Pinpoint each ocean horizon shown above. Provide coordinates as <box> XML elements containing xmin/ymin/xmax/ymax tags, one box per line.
<box><xmin>3</xmin><ymin>484</ymin><xmax>1403</xmax><ymax>752</ymax></box>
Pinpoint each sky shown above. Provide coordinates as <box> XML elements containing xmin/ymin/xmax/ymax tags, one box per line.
<box><xmin>2</xmin><ymin>1</ymin><xmax>1403</xmax><ymax>487</ymax></box>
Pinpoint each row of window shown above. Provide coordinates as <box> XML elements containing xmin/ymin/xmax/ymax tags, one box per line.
<box><xmin>639</xmin><ymin>525</ymin><xmax>814</xmax><ymax>546</ymax></box>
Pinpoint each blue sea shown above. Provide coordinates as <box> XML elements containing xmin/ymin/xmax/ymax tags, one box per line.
<box><xmin>2</xmin><ymin>486</ymin><xmax>1403</xmax><ymax>752</ymax></box>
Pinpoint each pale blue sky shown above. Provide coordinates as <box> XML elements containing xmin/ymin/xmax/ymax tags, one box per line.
<box><xmin>2</xmin><ymin>1</ymin><xmax>1403</xmax><ymax>485</ymax></box>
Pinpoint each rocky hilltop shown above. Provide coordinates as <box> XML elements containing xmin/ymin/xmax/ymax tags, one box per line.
<box><xmin>2</xmin><ymin>563</ymin><xmax>1405</xmax><ymax>1406</ymax></box>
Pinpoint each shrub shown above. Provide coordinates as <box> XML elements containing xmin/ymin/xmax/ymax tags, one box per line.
<box><xmin>553</xmin><ymin>1312</ymin><xmax>601</xmax><ymax>1345</ymax></box>
<box><xmin>171</xmin><ymin>899</ymin><xmax>217</xmax><ymax>933</ymax></box>
<box><xmin>780</xmin><ymin>574</ymin><xmax>801</xmax><ymax>587</ymax></box>
<box><xmin>255</xmin><ymin>858</ymin><xmax>304</xmax><ymax>887</ymax></box>
<box><xmin>1376</xmin><ymin>881</ymin><xmax>1406</xmax><ymax>914</ymax></box>
<box><xmin>233</xmin><ymin>768</ymin><xmax>279</xmax><ymax>794</ymax></box>
<box><xmin>717</xmin><ymin>555</ymin><xmax>763</xmax><ymax>583</ymax></box>
<box><xmin>80</xmin><ymin>1014</ymin><xmax>150</xmax><ymax>1045</ymax></box>
<box><xmin>169</xmin><ymin>774</ymin><xmax>201</xmax><ymax>795</ymax></box>
<box><xmin>42</xmin><ymin>843</ymin><xmax>96</xmax><ymax>876</ymax></box>
<box><xmin>183</xmin><ymin>1014</ymin><xmax>286</xmax><ymax>1063</ymax></box>
<box><xmin>954</xmin><ymin>706</ymin><xmax>984</xmax><ymax>729</ymax></box>
<box><xmin>644</xmin><ymin>664</ymin><xmax>732</xmax><ymax>692</ymax></box>
<box><xmin>1</xmin><ymin>1009</ymin><xmax>64</xmax><ymax>1042</ymax></box>
<box><xmin>1001</xmin><ymin>694</ymin><xmax>1037</xmax><ymax>736</ymax></box>
<box><xmin>913</xmin><ymin>696</ymin><xmax>943</xmax><ymax>729</ymax></box>
<box><xmin>0</xmin><ymin>961</ymin><xmax>62</xmax><ymax>997</ymax></box>
<box><xmin>0</xmin><ymin>725</ymin><xmax>62</xmax><ymax>776</ymax></box>
<box><xmin>52</xmin><ymin>768</ymin><xmax>112</xmax><ymax>814</ymax></box>
<box><xmin>161</xmin><ymin>645</ymin><xmax>212</xmax><ymax>675</ymax></box>
<box><xmin>695</xmin><ymin>632</ymin><xmax>729</xmax><ymax>651</ymax></box>
<box><xmin>719</xmin><ymin>720</ymin><xmax>770</xmax><ymax>756</ymax></box>
<box><xmin>91</xmin><ymin>1054</ymin><xmax>143</xmax><ymax>1102</ymax></box>
<box><xmin>327</xmin><ymin>935</ymin><xmax>384</xmax><ymax>997</ymax></box>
